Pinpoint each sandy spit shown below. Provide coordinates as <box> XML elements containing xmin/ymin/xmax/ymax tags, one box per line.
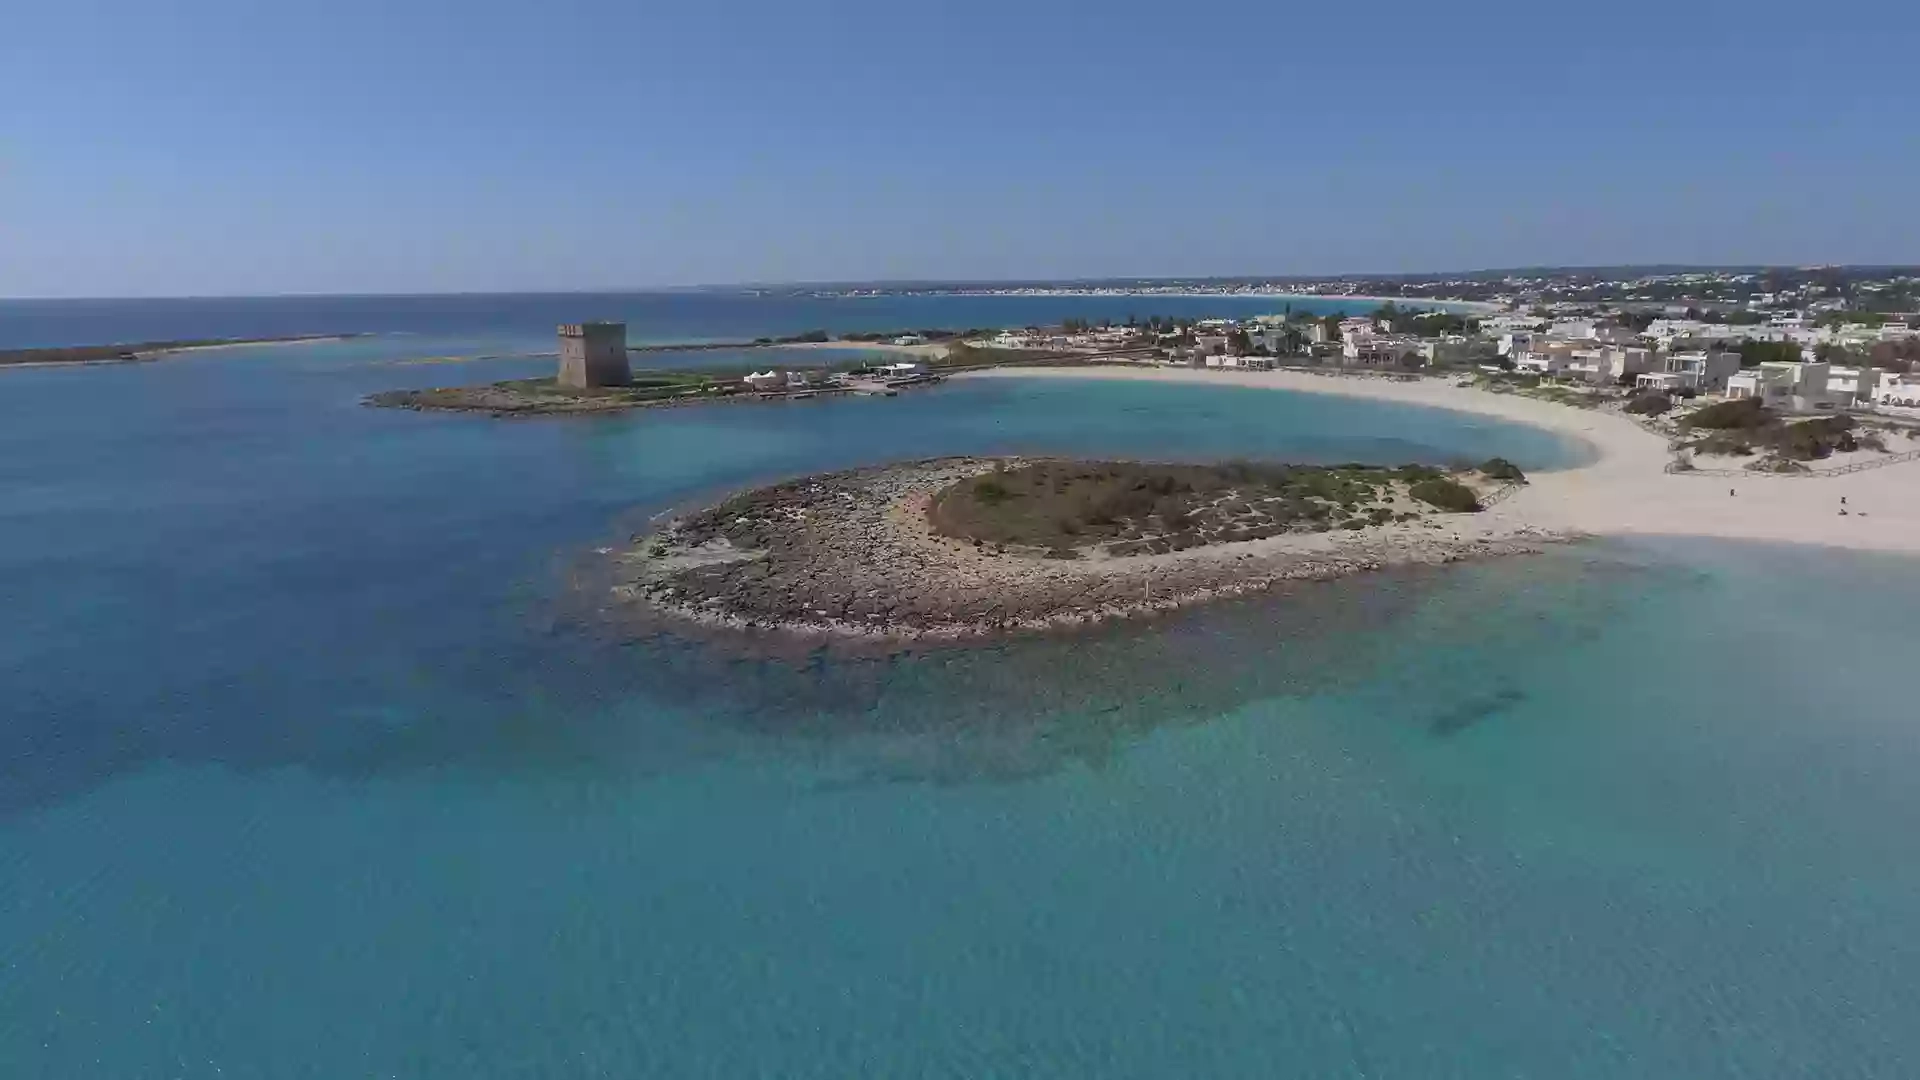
<box><xmin>963</xmin><ymin>365</ymin><xmax>1920</xmax><ymax>556</ymax></box>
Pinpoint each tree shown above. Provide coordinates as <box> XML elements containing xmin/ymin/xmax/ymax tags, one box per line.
<box><xmin>1818</xmin><ymin>310</ymin><xmax>1890</xmax><ymax>329</ymax></box>
<box><xmin>1322</xmin><ymin>314</ymin><xmax>1343</xmax><ymax>342</ymax></box>
<box><xmin>1870</xmin><ymin>340</ymin><xmax>1917</xmax><ymax>373</ymax></box>
<box><xmin>1624</xmin><ymin>392</ymin><xmax>1673</xmax><ymax>416</ymax></box>
<box><xmin>1409</xmin><ymin>477</ymin><xmax>1480</xmax><ymax>512</ymax></box>
<box><xmin>1737</xmin><ymin>340</ymin><xmax>1801</xmax><ymax>367</ymax></box>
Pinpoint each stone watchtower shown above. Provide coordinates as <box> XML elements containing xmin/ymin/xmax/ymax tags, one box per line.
<box><xmin>557</xmin><ymin>322</ymin><xmax>631</xmax><ymax>388</ymax></box>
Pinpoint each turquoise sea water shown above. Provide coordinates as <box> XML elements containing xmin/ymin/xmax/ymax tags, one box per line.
<box><xmin>5</xmin><ymin>305</ymin><xmax>1920</xmax><ymax>1076</ymax></box>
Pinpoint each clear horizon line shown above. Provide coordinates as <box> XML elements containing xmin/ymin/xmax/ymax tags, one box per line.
<box><xmin>5</xmin><ymin>262</ymin><xmax>1916</xmax><ymax>304</ymax></box>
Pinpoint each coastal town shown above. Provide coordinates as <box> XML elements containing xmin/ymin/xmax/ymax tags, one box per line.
<box><xmin>362</xmin><ymin>264</ymin><xmax>1920</xmax><ymax>436</ymax></box>
<box><xmin>563</xmin><ymin>266</ymin><xmax>1920</xmax><ymax>643</ymax></box>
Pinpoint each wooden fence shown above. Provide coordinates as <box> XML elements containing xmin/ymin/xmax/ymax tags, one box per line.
<box><xmin>1665</xmin><ymin>447</ymin><xmax>1920</xmax><ymax>478</ymax></box>
<box><xmin>1479</xmin><ymin>480</ymin><xmax>1528</xmax><ymax>507</ymax></box>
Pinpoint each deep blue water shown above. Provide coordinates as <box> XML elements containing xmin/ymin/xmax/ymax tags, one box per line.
<box><xmin>5</xmin><ymin>301</ymin><xmax>1920</xmax><ymax>1077</ymax></box>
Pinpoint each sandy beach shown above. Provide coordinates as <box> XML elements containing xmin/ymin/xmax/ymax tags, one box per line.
<box><xmin>964</xmin><ymin>366</ymin><xmax>1920</xmax><ymax>556</ymax></box>
<box><xmin>144</xmin><ymin>335</ymin><xmax>356</xmax><ymax>357</ymax></box>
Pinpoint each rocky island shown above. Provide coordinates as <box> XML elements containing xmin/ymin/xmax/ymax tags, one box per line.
<box><xmin>609</xmin><ymin>456</ymin><xmax>1555</xmax><ymax>642</ymax></box>
<box><xmin>365</xmin><ymin>372</ymin><xmax>755</xmax><ymax>415</ymax></box>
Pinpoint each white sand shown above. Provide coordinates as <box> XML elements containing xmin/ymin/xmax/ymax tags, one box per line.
<box><xmin>963</xmin><ymin>366</ymin><xmax>1920</xmax><ymax>556</ymax></box>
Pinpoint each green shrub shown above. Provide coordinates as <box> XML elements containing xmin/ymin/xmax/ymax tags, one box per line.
<box><xmin>1692</xmin><ymin>431</ymin><xmax>1757</xmax><ymax>457</ymax></box>
<box><xmin>1478</xmin><ymin>457</ymin><xmax>1526</xmax><ymax>481</ymax></box>
<box><xmin>1682</xmin><ymin>398</ymin><xmax>1772</xmax><ymax>430</ymax></box>
<box><xmin>1624</xmin><ymin>392</ymin><xmax>1673</xmax><ymax>416</ymax></box>
<box><xmin>1766</xmin><ymin>415</ymin><xmax>1858</xmax><ymax>460</ymax></box>
<box><xmin>1409</xmin><ymin>477</ymin><xmax>1481</xmax><ymax>512</ymax></box>
<box><xmin>972</xmin><ymin>478</ymin><xmax>1013</xmax><ymax>503</ymax></box>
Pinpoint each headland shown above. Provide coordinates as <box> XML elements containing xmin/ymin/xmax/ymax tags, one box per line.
<box><xmin>0</xmin><ymin>334</ymin><xmax>363</xmax><ymax>369</ymax></box>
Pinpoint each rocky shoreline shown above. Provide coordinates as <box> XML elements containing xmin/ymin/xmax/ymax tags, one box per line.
<box><xmin>607</xmin><ymin>457</ymin><xmax>1567</xmax><ymax>643</ymax></box>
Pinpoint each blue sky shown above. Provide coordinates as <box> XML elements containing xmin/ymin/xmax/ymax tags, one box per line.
<box><xmin>3</xmin><ymin>0</ymin><xmax>1916</xmax><ymax>297</ymax></box>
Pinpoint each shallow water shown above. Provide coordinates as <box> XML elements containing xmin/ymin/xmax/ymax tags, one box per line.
<box><xmin>4</xmin><ymin>333</ymin><xmax>1918</xmax><ymax>1077</ymax></box>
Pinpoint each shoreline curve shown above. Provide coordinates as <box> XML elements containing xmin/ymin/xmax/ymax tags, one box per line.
<box><xmin>961</xmin><ymin>365</ymin><xmax>1920</xmax><ymax>556</ymax></box>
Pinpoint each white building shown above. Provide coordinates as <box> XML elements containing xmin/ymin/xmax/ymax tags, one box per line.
<box><xmin>1482</xmin><ymin>315</ymin><xmax>1547</xmax><ymax>336</ymax></box>
<box><xmin>1337</xmin><ymin>317</ymin><xmax>1377</xmax><ymax>342</ymax></box>
<box><xmin>1875</xmin><ymin>372</ymin><xmax>1920</xmax><ymax>408</ymax></box>
<box><xmin>1344</xmin><ymin>335</ymin><xmax>1424</xmax><ymax>367</ymax></box>
<box><xmin>1672</xmin><ymin>350</ymin><xmax>1742</xmax><ymax>393</ymax></box>
<box><xmin>1515</xmin><ymin>339</ymin><xmax>1583</xmax><ymax>376</ymax></box>
<box><xmin>1825</xmin><ymin>365</ymin><xmax>1876</xmax><ymax>404</ymax></box>
<box><xmin>1565</xmin><ymin>346</ymin><xmax>1652</xmax><ymax>386</ymax></box>
<box><xmin>1252</xmin><ymin>327</ymin><xmax>1286</xmax><ymax>354</ymax></box>
<box><xmin>744</xmin><ymin>370</ymin><xmax>785</xmax><ymax>391</ymax></box>
<box><xmin>878</xmin><ymin>361</ymin><xmax>928</xmax><ymax>378</ymax></box>
<box><xmin>1724</xmin><ymin>361</ymin><xmax>1839</xmax><ymax>411</ymax></box>
<box><xmin>1635</xmin><ymin>350</ymin><xmax>1741</xmax><ymax>393</ymax></box>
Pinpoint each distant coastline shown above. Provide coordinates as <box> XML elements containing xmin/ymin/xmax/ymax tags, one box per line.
<box><xmin>0</xmin><ymin>334</ymin><xmax>363</xmax><ymax>369</ymax></box>
<box><xmin>900</xmin><ymin>290</ymin><xmax>1502</xmax><ymax>315</ymax></box>
<box><xmin>798</xmin><ymin>287</ymin><xmax>1500</xmax><ymax>314</ymax></box>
